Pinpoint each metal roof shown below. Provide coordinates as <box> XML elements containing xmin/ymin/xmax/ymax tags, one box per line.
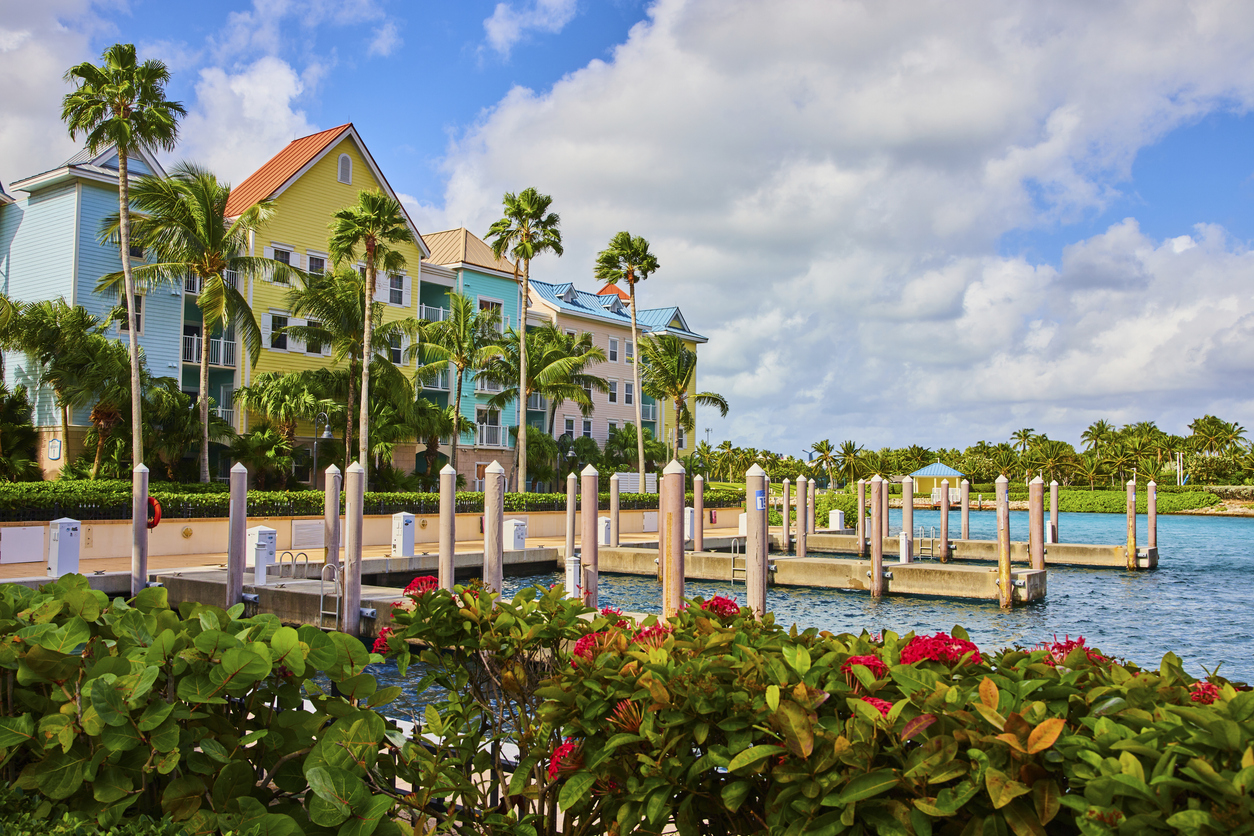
<box><xmin>528</xmin><ymin>279</ymin><xmax>707</xmax><ymax>342</ymax></box>
<box><xmin>422</xmin><ymin>227</ymin><xmax>517</xmax><ymax>276</ymax></box>
<box><xmin>908</xmin><ymin>462</ymin><xmax>966</xmax><ymax>478</ymax></box>
<box><xmin>225</xmin><ymin>124</ymin><xmax>350</xmax><ymax>216</ymax></box>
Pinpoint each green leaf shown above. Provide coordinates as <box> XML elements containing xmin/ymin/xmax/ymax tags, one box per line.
<box><xmin>557</xmin><ymin>772</ymin><xmax>595</xmax><ymax>811</ymax></box>
<box><xmin>194</xmin><ymin>629</ymin><xmax>242</xmax><ymax>658</ymax></box>
<box><xmin>782</xmin><ymin>644</ymin><xmax>811</xmax><ymax>676</ymax></box>
<box><xmin>307</xmin><ymin>765</ymin><xmax>367</xmax><ymax>826</ymax></box>
<box><xmin>162</xmin><ymin>774</ymin><xmax>207</xmax><ymax>821</ymax></box>
<box><xmin>93</xmin><ymin>764</ymin><xmax>134</xmax><ymax>804</ymax></box>
<box><xmin>0</xmin><ymin>714</ymin><xmax>35</xmax><ymax>747</ymax></box>
<box><xmin>177</xmin><ymin>673</ymin><xmax>226</xmax><ymax>704</ymax></box>
<box><xmin>21</xmin><ymin>746</ymin><xmax>88</xmax><ymax>800</ymax></box>
<box><xmin>984</xmin><ymin>768</ymin><xmax>1031</xmax><ymax>809</ymax></box>
<box><xmin>338</xmin><ymin>673</ymin><xmax>378</xmax><ymax>702</ymax></box>
<box><xmin>150</xmin><ymin>716</ymin><xmax>180</xmax><ymax>753</ymax></box>
<box><xmin>212</xmin><ymin>759</ymin><xmax>256</xmax><ymax>812</ymax></box>
<box><xmin>766</xmin><ymin>684</ymin><xmax>780</xmax><ymax>712</ymax></box>
<box><xmin>300</xmin><ymin>625</ymin><xmax>338</xmax><ymax>670</ymax></box>
<box><xmin>366</xmin><ymin>686</ymin><xmax>402</xmax><ymax>709</ymax></box>
<box><xmin>891</xmin><ymin>664</ymin><xmax>939</xmax><ymax>695</ymax></box>
<box><xmin>36</xmin><ymin>616</ymin><xmax>90</xmax><ymax>654</ymax></box>
<box><xmin>101</xmin><ymin>721</ymin><xmax>143</xmax><ymax>752</ymax></box>
<box><xmin>134</xmin><ymin>585</ymin><xmax>168</xmax><ymax>612</ymax></box>
<box><xmin>340</xmin><ymin>793</ymin><xmax>393</xmax><ymax>836</ymax></box>
<box><xmin>138</xmin><ymin>699</ymin><xmax>175</xmax><ymax>731</ymax></box>
<box><xmin>1166</xmin><ymin>810</ymin><xmax>1219</xmax><ymax>834</ymax></box>
<box><xmin>774</xmin><ymin>700</ymin><xmax>814</xmax><ymax>758</ymax></box>
<box><xmin>728</xmin><ymin>744</ymin><xmax>784</xmax><ymax>773</ymax></box>
<box><xmin>822</xmin><ymin>769</ymin><xmax>899</xmax><ymax>805</ymax></box>
<box><xmin>721</xmin><ymin>780</ymin><xmax>753</xmax><ymax>812</ymax></box>
<box><xmin>89</xmin><ymin>677</ymin><xmax>131</xmax><ymax>727</ymax></box>
<box><xmin>199</xmin><ymin>737</ymin><xmax>232</xmax><ymax>763</ymax></box>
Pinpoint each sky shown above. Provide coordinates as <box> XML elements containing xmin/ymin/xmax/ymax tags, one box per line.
<box><xmin>4</xmin><ymin>0</ymin><xmax>1254</xmax><ymax>457</ymax></box>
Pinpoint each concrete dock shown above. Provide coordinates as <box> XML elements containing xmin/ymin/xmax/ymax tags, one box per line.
<box><xmin>771</xmin><ymin>532</ymin><xmax>1156</xmax><ymax>569</ymax></box>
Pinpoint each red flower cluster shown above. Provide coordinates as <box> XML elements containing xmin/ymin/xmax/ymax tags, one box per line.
<box><xmin>372</xmin><ymin>626</ymin><xmax>394</xmax><ymax>654</ymax></box>
<box><xmin>572</xmin><ymin>632</ymin><xmax>604</xmax><ymax>665</ymax></box>
<box><xmin>700</xmin><ymin>596</ymin><xmax>742</xmax><ymax>618</ymax></box>
<box><xmin>548</xmin><ymin>738</ymin><xmax>582</xmax><ymax>779</ymax></box>
<box><xmin>404</xmin><ymin>575</ymin><xmax>439</xmax><ymax>596</ymax></box>
<box><xmin>600</xmin><ymin>607</ymin><xmax>628</xmax><ymax>628</ymax></box>
<box><xmin>841</xmin><ymin>655</ymin><xmax>889</xmax><ymax>679</ymax></box>
<box><xmin>1036</xmin><ymin>635</ymin><xmax>1107</xmax><ymax>667</ymax></box>
<box><xmin>899</xmin><ymin>632</ymin><xmax>981</xmax><ymax>666</ymax></box>
<box><xmin>632</xmin><ymin>624</ymin><xmax>673</xmax><ymax>649</ymax></box>
<box><xmin>861</xmin><ymin>696</ymin><xmax>893</xmax><ymax>718</ymax></box>
<box><xmin>1190</xmin><ymin>681</ymin><xmax>1221</xmax><ymax>705</ymax></box>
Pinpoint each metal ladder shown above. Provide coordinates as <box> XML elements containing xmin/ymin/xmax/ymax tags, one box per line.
<box><xmin>318</xmin><ymin>564</ymin><xmax>340</xmax><ymax>630</ymax></box>
<box><xmin>730</xmin><ymin>538</ymin><xmax>747</xmax><ymax>583</ymax></box>
<box><xmin>916</xmin><ymin>526</ymin><xmax>937</xmax><ymax>558</ymax></box>
<box><xmin>278</xmin><ymin>551</ymin><xmax>310</xmax><ymax>580</ymax></box>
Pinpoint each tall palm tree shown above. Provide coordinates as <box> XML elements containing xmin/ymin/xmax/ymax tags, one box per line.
<box><xmin>486</xmin><ymin>188</ymin><xmax>563</xmax><ymax>494</ymax></box>
<box><xmin>835</xmin><ymin>440</ymin><xmax>865</xmax><ymax>487</ymax></box>
<box><xmin>61</xmin><ymin>335</ymin><xmax>148</xmax><ymax>479</ymax></box>
<box><xmin>1010</xmin><ymin>428</ymin><xmax>1035</xmax><ymax>454</ymax></box>
<box><xmin>328</xmin><ymin>190</ymin><xmax>415</xmax><ymax>488</ymax></box>
<box><xmin>595</xmin><ymin>231</ymin><xmax>659</xmax><ymax>481</ymax></box>
<box><xmin>62</xmin><ymin>42</ymin><xmax>185</xmax><ymax>468</ymax></box>
<box><xmin>1081</xmin><ymin>419</ymin><xmax>1115</xmax><ymax>454</ymax></box>
<box><xmin>638</xmin><ymin>334</ymin><xmax>728</xmax><ymax>460</ymax></box>
<box><xmin>98</xmin><ymin>162</ymin><xmax>283</xmax><ymax>481</ymax></box>
<box><xmin>539</xmin><ymin>329</ymin><xmax>606</xmax><ymax>435</ymax></box>
<box><xmin>418</xmin><ymin>292</ymin><xmax>506</xmax><ymax>474</ymax></box>
<box><xmin>810</xmin><ymin>439</ymin><xmax>837</xmax><ymax>488</ymax></box>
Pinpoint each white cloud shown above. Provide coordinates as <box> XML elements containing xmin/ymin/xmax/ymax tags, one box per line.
<box><xmin>483</xmin><ymin>0</ymin><xmax>578</xmax><ymax>57</ymax></box>
<box><xmin>367</xmin><ymin>21</ymin><xmax>401</xmax><ymax>57</ymax></box>
<box><xmin>427</xmin><ymin>0</ymin><xmax>1254</xmax><ymax>451</ymax></box>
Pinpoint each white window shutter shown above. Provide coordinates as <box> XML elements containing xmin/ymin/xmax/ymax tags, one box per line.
<box><xmin>321</xmin><ymin>335</ymin><xmax>332</xmax><ymax>357</ymax></box>
<box><xmin>290</xmin><ymin>252</ymin><xmax>303</xmax><ymax>270</ymax></box>
<box><xmin>261</xmin><ymin>313</ymin><xmax>271</xmax><ymax>345</ymax></box>
<box><xmin>287</xmin><ymin>317</ymin><xmax>303</xmax><ymax>353</ymax></box>
<box><xmin>373</xmin><ymin>277</ymin><xmax>387</xmax><ymax>303</ymax></box>
<box><xmin>402</xmin><ymin>276</ymin><xmax>412</xmax><ymax>308</ymax></box>
<box><xmin>263</xmin><ymin>247</ymin><xmax>274</xmax><ymax>282</ymax></box>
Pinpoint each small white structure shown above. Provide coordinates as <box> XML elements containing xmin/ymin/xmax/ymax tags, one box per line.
<box><xmin>642</xmin><ymin>511</ymin><xmax>658</xmax><ymax>533</ymax></box>
<box><xmin>598</xmin><ymin>516</ymin><xmax>612</xmax><ymax>545</ymax></box>
<box><xmin>898</xmin><ymin>531</ymin><xmax>912</xmax><ymax>564</ymax></box>
<box><xmin>828</xmin><ymin>509</ymin><xmax>845</xmax><ymax>531</ymax></box>
<box><xmin>47</xmin><ymin>518</ymin><xmax>80</xmax><ymax>578</ymax></box>
<box><xmin>616</xmin><ymin>472</ymin><xmax>658</xmax><ymax>494</ymax></box>
<box><xmin>505</xmin><ymin>519</ymin><xmax>528</xmax><ymax>550</ymax></box>
<box><xmin>392</xmin><ymin>512</ymin><xmax>416</xmax><ymax>557</ymax></box>
<box><xmin>684</xmin><ymin>507</ymin><xmax>695</xmax><ymax>539</ymax></box>
<box><xmin>247</xmin><ymin>525</ymin><xmax>277</xmax><ymax>584</ymax></box>
<box><xmin>738</xmin><ymin>513</ymin><xmax>748</xmax><ymax>536</ymax></box>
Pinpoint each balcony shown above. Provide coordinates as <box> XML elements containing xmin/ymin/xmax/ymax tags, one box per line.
<box><xmin>422</xmin><ymin>369</ymin><xmax>451</xmax><ymax>391</ymax></box>
<box><xmin>475</xmin><ymin>377</ymin><xmax>503</xmax><ymax>394</ymax></box>
<box><xmin>215</xmin><ymin>405</ymin><xmax>234</xmax><ymax>426</ymax></box>
<box><xmin>527</xmin><ymin>393</ymin><xmax>547</xmax><ymax>411</ymax></box>
<box><xmin>185</xmin><ymin>271</ymin><xmax>238</xmax><ymax>295</ymax></box>
<box><xmin>182</xmin><ymin>335</ymin><xmax>238</xmax><ymax>368</ymax></box>
<box><xmin>419</xmin><ymin>304</ymin><xmax>449</xmax><ymax>322</ymax></box>
<box><xmin>476</xmin><ymin>424</ymin><xmax>505</xmax><ymax>448</ymax></box>
<box><xmin>641</xmin><ymin>403</ymin><xmax>658</xmax><ymax>421</ymax></box>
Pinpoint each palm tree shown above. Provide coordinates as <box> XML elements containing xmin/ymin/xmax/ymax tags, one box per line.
<box><xmin>486</xmin><ymin>188</ymin><xmax>563</xmax><ymax>494</ymax></box>
<box><xmin>328</xmin><ymin>190</ymin><xmax>415</xmax><ymax>488</ymax></box>
<box><xmin>1010</xmin><ymin>428</ymin><xmax>1035</xmax><ymax>454</ymax></box>
<box><xmin>537</xmin><ymin>329</ymin><xmax>606</xmax><ymax>435</ymax></box>
<box><xmin>98</xmin><ymin>162</ymin><xmax>284</xmax><ymax>481</ymax></box>
<box><xmin>1072</xmin><ymin>452</ymin><xmax>1104</xmax><ymax>490</ymax></box>
<box><xmin>595</xmin><ymin>231</ymin><xmax>659</xmax><ymax>481</ymax></box>
<box><xmin>229</xmin><ymin>420</ymin><xmax>294</xmax><ymax>489</ymax></box>
<box><xmin>0</xmin><ymin>383</ymin><xmax>41</xmax><ymax>482</ymax></box>
<box><xmin>835</xmin><ymin>440</ymin><xmax>865</xmax><ymax>487</ymax></box>
<box><xmin>638</xmin><ymin>334</ymin><xmax>728</xmax><ymax>460</ymax></box>
<box><xmin>810</xmin><ymin>439</ymin><xmax>837</xmax><ymax>488</ymax></box>
<box><xmin>1081</xmin><ymin>419</ymin><xmax>1115</xmax><ymax>453</ymax></box>
<box><xmin>61</xmin><ymin>336</ymin><xmax>145</xmax><ymax>479</ymax></box>
<box><xmin>62</xmin><ymin>43</ymin><xmax>185</xmax><ymax>468</ymax></box>
<box><xmin>418</xmin><ymin>292</ymin><xmax>506</xmax><ymax>474</ymax></box>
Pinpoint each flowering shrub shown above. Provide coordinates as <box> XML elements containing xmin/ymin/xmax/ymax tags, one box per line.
<box><xmin>898</xmin><ymin>630</ymin><xmax>980</xmax><ymax>665</ymax></box>
<box><xmin>403</xmin><ymin>574</ymin><xmax>438</xmax><ymax>596</ymax></box>
<box><xmin>548</xmin><ymin>738</ymin><xmax>582</xmax><ymax>779</ymax></box>
<box><xmin>840</xmin><ymin>653</ymin><xmax>889</xmax><ymax>679</ymax></box>
<box><xmin>599</xmin><ymin>606</ymin><xmax>628</xmax><ymax>628</ymax></box>
<box><xmin>699</xmin><ymin>594</ymin><xmax>742</xmax><ymax>618</ymax></box>
<box><xmin>1036</xmin><ymin>633</ymin><xmax>1108</xmax><ymax>666</ymax></box>
<box><xmin>631</xmin><ymin>623</ymin><xmax>672</xmax><ymax>648</ymax></box>
<box><xmin>372</xmin><ymin>625</ymin><xmax>395</xmax><ymax>653</ymax></box>
<box><xmin>571</xmin><ymin>631</ymin><xmax>604</xmax><ymax>664</ymax></box>
<box><xmin>859</xmin><ymin>695</ymin><xmax>893</xmax><ymax>717</ymax></box>
<box><xmin>1191</xmin><ymin>680</ymin><xmax>1221</xmax><ymax>704</ymax></box>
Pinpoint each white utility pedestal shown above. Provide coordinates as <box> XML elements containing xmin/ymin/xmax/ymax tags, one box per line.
<box><xmin>505</xmin><ymin>519</ymin><xmax>527</xmax><ymax>550</ymax></box>
<box><xmin>247</xmin><ymin>526</ymin><xmax>276</xmax><ymax>585</ymax></box>
<box><xmin>898</xmin><ymin>531</ymin><xmax>912</xmax><ymax>564</ymax></box>
<box><xmin>392</xmin><ymin>512</ymin><xmax>416</xmax><ymax>557</ymax></box>
<box><xmin>829</xmin><ymin>509</ymin><xmax>845</xmax><ymax>531</ymax></box>
<box><xmin>47</xmin><ymin>517</ymin><xmax>80</xmax><ymax>578</ymax></box>
<box><xmin>684</xmin><ymin>507</ymin><xmax>695</xmax><ymax>539</ymax></box>
<box><xmin>738</xmin><ymin>513</ymin><xmax>748</xmax><ymax>536</ymax></box>
<box><xmin>597</xmin><ymin>517</ymin><xmax>611</xmax><ymax>545</ymax></box>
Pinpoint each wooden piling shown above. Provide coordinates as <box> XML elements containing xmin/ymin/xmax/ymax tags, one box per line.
<box><xmin>565</xmin><ymin>471</ymin><xmax>577</xmax><ymax>568</ymax></box>
<box><xmin>939</xmin><ymin>479</ymin><xmax>950</xmax><ymax>563</ymax></box>
<box><xmin>343</xmin><ymin>462</ymin><xmax>365</xmax><ymax>635</ymax></box>
<box><xmin>996</xmin><ymin>475</ymin><xmax>1011</xmax><ymax>609</ymax></box>
<box><xmin>781</xmin><ymin>478</ymin><xmax>791</xmax><ymax>549</ymax></box>
<box><xmin>870</xmin><ymin>476</ymin><xmax>884</xmax><ymax>597</ymax></box>
<box><xmin>323</xmin><ymin>464</ymin><xmax>341</xmax><ymax>570</ymax></box>
<box><xmin>132</xmin><ymin>464</ymin><xmax>149</xmax><ymax>596</ymax></box>
<box><xmin>609</xmin><ymin>472</ymin><xmax>620</xmax><ymax>547</ymax></box>
<box><xmin>483</xmin><ymin>461</ymin><xmax>505</xmax><ymax>594</ymax></box>
<box><xmin>1028</xmin><ymin>475</ymin><xmax>1045</xmax><ymax>570</ymax></box>
<box><xmin>438</xmin><ymin>464</ymin><xmax>455</xmax><ymax>590</ymax></box>
<box><xmin>856</xmin><ymin>479</ymin><xmax>866</xmax><ymax>557</ymax></box>
<box><xmin>808</xmin><ymin>483</ymin><xmax>816</xmax><ymax>533</ymax></box>
<box><xmin>661</xmin><ymin>460</ymin><xmax>686</xmax><ymax>618</ymax></box>
<box><xmin>581</xmin><ymin>465</ymin><xmax>599</xmax><ymax>606</ymax></box>
<box><xmin>226</xmin><ymin>463</ymin><xmax>247</xmax><ymax>608</ymax></box>
<box><xmin>796</xmin><ymin>476</ymin><xmax>808</xmax><ymax>559</ymax></box>
<box><xmin>901</xmin><ymin>476</ymin><xmax>914</xmax><ymax>562</ymax></box>
<box><xmin>882</xmin><ymin>477</ymin><xmax>890</xmax><ymax>543</ymax></box>
<box><xmin>1126</xmin><ymin>477</ymin><xmax>1137</xmax><ymax>570</ymax></box>
<box><xmin>1147</xmin><ymin>479</ymin><xmax>1157</xmax><ymax>550</ymax></box>
<box><xmin>960</xmin><ymin>479</ymin><xmax>970</xmax><ymax>540</ymax></box>
<box><xmin>1049</xmin><ymin>479</ymin><xmax>1059</xmax><ymax>543</ymax></box>
<box><xmin>693</xmin><ymin>474</ymin><xmax>705</xmax><ymax>553</ymax></box>
<box><xmin>745</xmin><ymin>464</ymin><xmax>767</xmax><ymax>615</ymax></box>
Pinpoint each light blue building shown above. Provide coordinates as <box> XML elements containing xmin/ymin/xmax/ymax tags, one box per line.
<box><xmin>0</xmin><ymin>146</ymin><xmax>183</xmax><ymax>475</ymax></box>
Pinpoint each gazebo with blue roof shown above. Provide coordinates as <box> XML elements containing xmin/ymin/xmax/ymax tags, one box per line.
<box><xmin>908</xmin><ymin>462</ymin><xmax>966</xmax><ymax>497</ymax></box>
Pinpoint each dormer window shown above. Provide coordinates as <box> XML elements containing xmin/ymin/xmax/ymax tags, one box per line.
<box><xmin>338</xmin><ymin>154</ymin><xmax>352</xmax><ymax>184</ymax></box>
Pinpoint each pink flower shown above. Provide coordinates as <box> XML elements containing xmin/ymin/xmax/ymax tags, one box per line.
<box><xmin>571</xmin><ymin>632</ymin><xmax>604</xmax><ymax>666</ymax></box>
<box><xmin>899</xmin><ymin>633</ymin><xmax>980</xmax><ymax>666</ymax></box>
<box><xmin>600</xmin><ymin>607</ymin><xmax>628</xmax><ymax>628</ymax></box>
<box><xmin>700</xmin><ymin>596</ymin><xmax>742</xmax><ymax>618</ymax></box>
<box><xmin>1190</xmin><ymin>681</ymin><xmax>1221</xmax><ymax>705</ymax></box>
<box><xmin>372</xmin><ymin>627</ymin><xmax>395</xmax><ymax>654</ymax></box>
<box><xmin>1035</xmin><ymin>634</ymin><xmax>1107</xmax><ymax>667</ymax></box>
<box><xmin>861</xmin><ymin>696</ymin><xmax>893</xmax><ymax>718</ymax></box>
<box><xmin>404</xmin><ymin>575</ymin><xmax>439</xmax><ymax>596</ymax></box>
<box><xmin>632</xmin><ymin>624</ymin><xmax>673</xmax><ymax>649</ymax></box>
<box><xmin>841</xmin><ymin>655</ymin><xmax>889</xmax><ymax>679</ymax></box>
<box><xmin>548</xmin><ymin>738</ymin><xmax>582</xmax><ymax>779</ymax></box>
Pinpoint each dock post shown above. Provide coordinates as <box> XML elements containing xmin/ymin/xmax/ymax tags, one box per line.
<box><xmin>960</xmin><ymin>479</ymin><xmax>970</xmax><ymax>540</ymax></box>
<box><xmin>323</xmin><ymin>465</ymin><xmax>341</xmax><ymax>570</ymax></box>
<box><xmin>745</xmin><ymin>464</ymin><xmax>767</xmax><ymax>615</ymax></box>
<box><xmin>609</xmin><ymin>472</ymin><xmax>621</xmax><ymax>547</ymax></box>
<box><xmin>781</xmin><ymin>478</ymin><xmax>791</xmax><ymax>549</ymax></box>
<box><xmin>581</xmin><ymin>465</ymin><xmax>599</xmax><ymax>606</ymax></box>
<box><xmin>693</xmin><ymin>474</ymin><xmax>705</xmax><ymax>552</ymax></box>
<box><xmin>226</xmin><ymin>463</ymin><xmax>247</xmax><ymax>608</ymax></box>
<box><xmin>939</xmin><ymin>479</ymin><xmax>950</xmax><ymax>563</ymax></box>
<box><xmin>483</xmin><ymin>461</ymin><xmax>505</xmax><ymax>594</ymax></box>
<box><xmin>565</xmin><ymin>471</ymin><xmax>577</xmax><ymax>568</ymax></box>
<box><xmin>661</xmin><ymin>460</ymin><xmax>686</xmax><ymax>618</ymax></box>
<box><xmin>131</xmin><ymin>464</ymin><xmax>149</xmax><ymax>597</ymax></box>
<box><xmin>1147</xmin><ymin>479</ymin><xmax>1157</xmax><ymax>550</ymax></box>
<box><xmin>1028</xmin><ymin>475</ymin><xmax>1045</xmax><ymax>570</ymax></box>
<box><xmin>343</xmin><ymin>462</ymin><xmax>365</xmax><ymax>636</ymax></box>
<box><xmin>882</xmin><ymin>477</ymin><xmax>891</xmax><ymax>542</ymax></box>
<box><xmin>808</xmin><ymin>482</ymin><xmax>816</xmax><ymax>533</ymax></box>
<box><xmin>438</xmin><ymin>464</ymin><xmax>455</xmax><ymax>591</ymax></box>
<box><xmin>870</xmin><ymin>476</ymin><xmax>884</xmax><ymax>596</ymax></box>
<box><xmin>1049</xmin><ymin>479</ymin><xmax>1059</xmax><ymax>543</ymax></box>
<box><xmin>1126</xmin><ymin>477</ymin><xmax>1137</xmax><ymax>570</ymax></box>
<box><xmin>856</xmin><ymin>479</ymin><xmax>866</xmax><ymax>556</ymax></box>
<box><xmin>996</xmin><ymin>475</ymin><xmax>1011</xmax><ymax>609</ymax></box>
<box><xmin>795</xmin><ymin>476</ymin><xmax>808</xmax><ymax>559</ymax></box>
<box><xmin>901</xmin><ymin>476</ymin><xmax>913</xmax><ymax>562</ymax></box>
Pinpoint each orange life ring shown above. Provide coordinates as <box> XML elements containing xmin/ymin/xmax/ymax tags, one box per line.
<box><xmin>147</xmin><ymin>497</ymin><xmax>162</xmax><ymax>530</ymax></box>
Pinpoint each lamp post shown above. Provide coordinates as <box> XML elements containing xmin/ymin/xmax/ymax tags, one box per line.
<box><xmin>312</xmin><ymin>412</ymin><xmax>334</xmax><ymax>487</ymax></box>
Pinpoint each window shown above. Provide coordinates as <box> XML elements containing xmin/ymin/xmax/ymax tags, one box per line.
<box><xmin>272</xmin><ymin>248</ymin><xmax>291</xmax><ymax>284</ymax></box>
<box><xmin>308</xmin><ymin>255</ymin><xmax>325</xmax><ymax>274</ymax></box>
<box><xmin>390</xmin><ymin>335</ymin><xmax>402</xmax><ymax>364</ymax></box>
<box><xmin>118</xmin><ymin>294</ymin><xmax>143</xmax><ymax>334</ymax></box>
<box><xmin>337</xmin><ymin>154</ymin><xmax>352</xmax><ymax>184</ymax></box>
<box><xmin>479</xmin><ymin>299</ymin><xmax>503</xmax><ymax>331</ymax></box>
<box><xmin>608</xmin><ymin>380</ymin><xmax>617</xmax><ymax>404</ymax></box>
<box><xmin>625</xmin><ymin>339</ymin><xmax>634</xmax><ymax>363</ymax></box>
<box><xmin>306</xmin><ymin>320</ymin><xmax>322</xmax><ymax>355</ymax></box>
<box><xmin>582</xmin><ymin>419</ymin><xmax>592</xmax><ymax>439</ymax></box>
<box><xmin>677</xmin><ymin>428</ymin><xmax>686</xmax><ymax>449</ymax></box>
<box><xmin>389</xmin><ymin>274</ymin><xmax>404</xmax><ymax>306</ymax></box>
<box><xmin>609</xmin><ymin>338</ymin><xmax>619</xmax><ymax>362</ymax></box>
<box><xmin>624</xmin><ymin>382</ymin><xmax>634</xmax><ymax>405</ymax></box>
<box><xmin>583</xmin><ymin>381</ymin><xmax>593</xmax><ymax>402</ymax></box>
<box><xmin>565</xmin><ymin>328</ymin><xmax>576</xmax><ymax>338</ymax></box>
<box><xmin>270</xmin><ymin>315</ymin><xmax>288</xmax><ymax>350</ymax></box>
<box><xmin>128</xmin><ymin>245</ymin><xmax>144</xmax><ymax>259</ymax></box>
<box><xmin>608</xmin><ymin>421</ymin><xmax>617</xmax><ymax>434</ymax></box>
<box><xmin>564</xmin><ymin>417</ymin><xmax>575</xmax><ymax>438</ymax></box>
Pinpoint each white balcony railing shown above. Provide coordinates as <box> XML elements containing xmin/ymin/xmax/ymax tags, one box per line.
<box><xmin>215</xmin><ymin>406</ymin><xmax>234</xmax><ymax>426</ymax></box>
<box><xmin>527</xmin><ymin>393</ymin><xmax>547</xmax><ymax>411</ymax></box>
<box><xmin>419</xmin><ymin>304</ymin><xmax>449</xmax><ymax>322</ymax></box>
<box><xmin>182</xmin><ymin>335</ymin><xmax>238</xmax><ymax>368</ymax></box>
<box><xmin>422</xmin><ymin>369</ymin><xmax>450</xmax><ymax>391</ymax></box>
<box><xmin>185</xmin><ymin>271</ymin><xmax>238</xmax><ymax>295</ymax></box>
<box><xmin>476</xmin><ymin>377</ymin><xmax>503</xmax><ymax>394</ymax></box>
<box><xmin>477</xmin><ymin>424</ymin><xmax>504</xmax><ymax>447</ymax></box>
<box><xmin>641</xmin><ymin>403</ymin><xmax>658</xmax><ymax>421</ymax></box>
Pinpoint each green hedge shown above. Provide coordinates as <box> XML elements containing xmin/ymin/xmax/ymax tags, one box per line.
<box><xmin>0</xmin><ymin>787</ymin><xmax>184</xmax><ymax>836</ymax></box>
<box><xmin>0</xmin><ymin>481</ymin><xmax>745</xmax><ymax>522</ymax></box>
<box><xmin>1056</xmin><ymin>490</ymin><xmax>1219</xmax><ymax>513</ymax></box>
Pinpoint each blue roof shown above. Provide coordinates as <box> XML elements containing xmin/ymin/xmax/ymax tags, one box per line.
<box><xmin>530</xmin><ymin>280</ymin><xmax>707</xmax><ymax>342</ymax></box>
<box><xmin>909</xmin><ymin>462</ymin><xmax>965</xmax><ymax>478</ymax></box>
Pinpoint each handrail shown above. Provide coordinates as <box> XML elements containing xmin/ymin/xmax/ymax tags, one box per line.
<box><xmin>319</xmin><ymin>564</ymin><xmax>340</xmax><ymax>630</ymax></box>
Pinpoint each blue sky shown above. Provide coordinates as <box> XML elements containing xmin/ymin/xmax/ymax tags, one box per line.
<box><xmin>6</xmin><ymin>1</ymin><xmax>1254</xmax><ymax>454</ymax></box>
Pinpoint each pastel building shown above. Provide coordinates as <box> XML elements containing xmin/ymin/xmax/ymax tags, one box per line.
<box><xmin>0</xmin><ymin>146</ymin><xmax>182</xmax><ymax>475</ymax></box>
<box><xmin>526</xmin><ymin>279</ymin><xmax>707</xmax><ymax>456</ymax></box>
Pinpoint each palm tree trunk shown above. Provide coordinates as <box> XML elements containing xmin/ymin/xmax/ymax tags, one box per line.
<box><xmin>360</xmin><ymin>254</ymin><xmax>375</xmax><ymax>488</ymax></box>
<box><xmin>629</xmin><ymin>282</ymin><xmax>644</xmax><ymax>485</ymax></box>
<box><xmin>451</xmin><ymin>368</ymin><xmax>463</xmax><ymax>474</ymax></box>
<box><xmin>117</xmin><ymin>153</ymin><xmax>143</xmax><ymax>467</ymax></box>
<box><xmin>517</xmin><ymin>261</ymin><xmax>528</xmax><ymax>493</ymax></box>
<box><xmin>199</xmin><ymin>322</ymin><xmax>211</xmax><ymax>482</ymax></box>
<box><xmin>345</xmin><ymin>368</ymin><xmax>357</xmax><ymax>471</ymax></box>
<box><xmin>92</xmin><ymin>425</ymin><xmax>105</xmax><ymax>480</ymax></box>
<box><xmin>60</xmin><ymin>402</ymin><xmax>69</xmax><ymax>459</ymax></box>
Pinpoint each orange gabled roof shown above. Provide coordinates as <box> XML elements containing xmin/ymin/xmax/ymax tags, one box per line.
<box><xmin>225</xmin><ymin>123</ymin><xmax>351</xmax><ymax>216</ymax></box>
<box><xmin>597</xmin><ymin>282</ymin><xmax>629</xmax><ymax>300</ymax></box>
